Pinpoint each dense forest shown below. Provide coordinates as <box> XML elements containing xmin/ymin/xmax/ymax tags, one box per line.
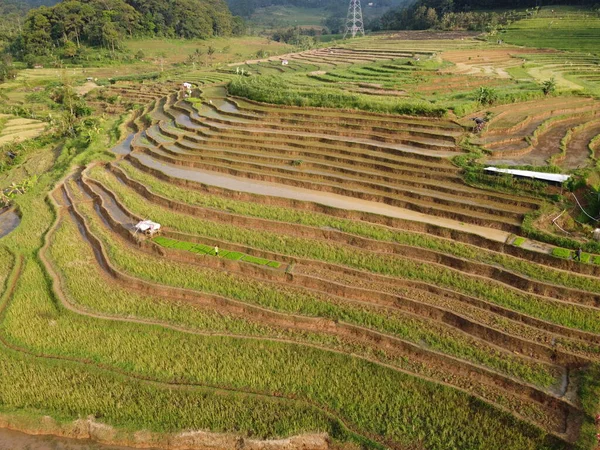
<box><xmin>6</xmin><ymin>0</ymin><xmax>237</xmax><ymax>62</ymax></box>
<box><xmin>0</xmin><ymin>0</ymin><xmax>59</xmax><ymax>41</ymax></box>
<box><xmin>377</xmin><ymin>0</ymin><xmax>600</xmax><ymax>31</ymax></box>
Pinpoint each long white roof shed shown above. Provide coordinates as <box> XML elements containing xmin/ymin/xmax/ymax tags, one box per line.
<box><xmin>484</xmin><ymin>167</ymin><xmax>571</xmax><ymax>184</ymax></box>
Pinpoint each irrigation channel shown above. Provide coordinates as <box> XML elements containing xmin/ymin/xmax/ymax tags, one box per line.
<box><xmin>0</xmin><ymin>427</ymin><xmax>145</xmax><ymax>450</ymax></box>
<box><xmin>0</xmin><ymin>207</ymin><xmax>20</xmax><ymax>239</ymax></box>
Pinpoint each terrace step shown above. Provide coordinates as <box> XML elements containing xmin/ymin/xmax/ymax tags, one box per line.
<box><xmin>179</xmin><ymin>116</ymin><xmax>459</xmax><ymax>159</ymax></box>
<box><xmin>194</xmin><ymin>103</ymin><xmax>459</xmax><ymax>144</ymax></box>
<box><xmin>230</xmin><ymin>97</ymin><xmax>462</xmax><ymax>134</ymax></box>
<box><xmin>65</xmin><ymin>188</ymin><xmax>577</xmax><ymax>440</ymax></box>
<box><xmin>132</xmin><ymin>147</ymin><xmax>522</xmax><ymax>233</ymax></box>
<box><xmin>162</xmin><ymin>140</ymin><xmax>535</xmax><ymax>213</ymax></box>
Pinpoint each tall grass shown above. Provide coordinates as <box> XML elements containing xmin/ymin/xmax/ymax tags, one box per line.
<box><xmin>48</xmin><ymin>213</ymin><xmax>557</xmax><ymax>424</ymax></box>
<box><xmin>1</xmin><ymin>256</ymin><xmax>559</xmax><ymax>450</ymax></box>
<box><xmin>115</xmin><ymin>161</ymin><xmax>600</xmax><ymax>293</ymax></box>
<box><xmin>91</xmin><ymin>168</ymin><xmax>600</xmax><ymax>334</ymax></box>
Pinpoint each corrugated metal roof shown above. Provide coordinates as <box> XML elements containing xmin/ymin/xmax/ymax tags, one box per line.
<box><xmin>484</xmin><ymin>167</ymin><xmax>571</xmax><ymax>183</ymax></box>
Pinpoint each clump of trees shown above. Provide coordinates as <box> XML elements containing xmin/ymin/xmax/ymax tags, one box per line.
<box><xmin>271</xmin><ymin>27</ymin><xmax>321</xmax><ymax>49</ymax></box>
<box><xmin>376</xmin><ymin>1</ymin><xmax>517</xmax><ymax>31</ymax></box>
<box><xmin>374</xmin><ymin>0</ymin><xmax>598</xmax><ymax>32</ymax></box>
<box><xmin>8</xmin><ymin>0</ymin><xmax>237</xmax><ymax>63</ymax></box>
<box><xmin>0</xmin><ymin>56</ymin><xmax>17</xmax><ymax>82</ymax></box>
<box><xmin>227</xmin><ymin>0</ymin><xmax>341</xmax><ymax>17</ymax></box>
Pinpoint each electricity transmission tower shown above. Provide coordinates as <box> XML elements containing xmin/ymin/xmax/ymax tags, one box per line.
<box><xmin>343</xmin><ymin>0</ymin><xmax>365</xmax><ymax>39</ymax></box>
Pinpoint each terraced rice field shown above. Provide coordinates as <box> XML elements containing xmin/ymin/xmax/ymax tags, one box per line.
<box><xmin>466</xmin><ymin>96</ymin><xmax>600</xmax><ymax>168</ymax></box>
<box><xmin>4</xmin><ymin>29</ymin><xmax>600</xmax><ymax>450</ymax></box>
<box><xmin>0</xmin><ymin>114</ymin><xmax>46</xmax><ymax>145</ymax></box>
<box><xmin>37</xmin><ymin>80</ymin><xmax>600</xmax><ymax>447</ymax></box>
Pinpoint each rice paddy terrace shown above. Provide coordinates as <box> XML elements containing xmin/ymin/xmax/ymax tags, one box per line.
<box><xmin>4</xmin><ymin>25</ymin><xmax>600</xmax><ymax>450</ymax></box>
<box><xmin>0</xmin><ymin>114</ymin><xmax>46</xmax><ymax>145</ymax></box>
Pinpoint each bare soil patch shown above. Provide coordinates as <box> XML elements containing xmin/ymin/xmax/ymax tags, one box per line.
<box><xmin>384</xmin><ymin>31</ymin><xmax>480</xmax><ymax>40</ymax></box>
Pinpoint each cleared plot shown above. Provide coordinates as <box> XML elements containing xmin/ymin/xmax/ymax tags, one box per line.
<box><xmin>441</xmin><ymin>48</ymin><xmax>556</xmax><ymax>79</ymax></box>
<box><xmin>520</xmin><ymin>52</ymin><xmax>600</xmax><ymax>94</ymax></box>
<box><xmin>466</xmin><ymin>96</ymin><xmax>600</xmax><ymax>169</ymax></box>
<box><xmin>501</xmin><ymin>14</ymin><xmax>600</xmax><ymax>54</ymax></box>
<box><xmin>0</xmin><ymin>116</ymin><xmax>46</xmax><ymax>145</ymax></box>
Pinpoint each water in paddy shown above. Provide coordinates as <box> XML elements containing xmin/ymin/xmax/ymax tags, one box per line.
<box><xmin>0</xmin><ymin>427</ymin><xmax>154</xmax><ymax>450</ymax></box>
<box><xmin>111</xmin><ymin>134</ymin><xmax>134</xmax><ymax>155</ymax></box>
<box><xmin>132</xmin><ymin>152</ymin><xmax>510</xmax><ymax>243</ymax></box>
<box><xmin>88</xmin><ymin>183</ymin><xmax>135</xmax><ymax>230</ymax></box>
<box><xmin>0</xmin><ymin>208</ymin><xmax>20</xmax><ymax>238</ymax></box>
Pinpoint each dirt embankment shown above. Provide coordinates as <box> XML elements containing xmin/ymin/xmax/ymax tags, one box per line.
<box><xmin>0</xmin><ymin>415</ymin><xmax>330</xmax><ymax>450</ymax></box>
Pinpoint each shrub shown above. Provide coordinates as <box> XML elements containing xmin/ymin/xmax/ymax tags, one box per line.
<box><xmin>551</xmin><ymin>247</ymin><xmax>572</xmax><ymax>259</ymax></box>
<box><xmin>476</xmin><ymin>87</ymin><xmax>498</xmax><ymax>105</ymax></box>
<box><xmin>541</xmin><ymin>78</ymin><xmax>556</xmax><ymax>96</ymax></box>
<box><xmin>512</xmin><ymin>237</ymin><xmax>526</xmax><ymax>247</ymax></box>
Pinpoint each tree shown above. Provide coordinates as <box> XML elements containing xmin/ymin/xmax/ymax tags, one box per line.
<box><xmin>0</xmin><ymin>56</ymin><xmax>17</xmax><ymax>82</ymax></box>
<box><xmin>206</xmin><ymin>45</ymin><xmax>216</xmax><ymax>66</ymax></box>
<box><xmin>476</xmin><ymin>86</ymin><xmax>498</xmax><ymax>105</ymax></box>
<box><xmin>231</xmin><ymin>16</ymin><xmax>246</xmax><ymax>35</ymax></box>
<box><xmin>542</xmin><ymin>78</ymin><xmax>556</xmax><ymax>96</ymax></box>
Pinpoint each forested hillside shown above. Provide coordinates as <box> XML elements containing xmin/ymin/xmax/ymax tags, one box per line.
<box><xmin>7</xmin><ymin>0</ymin><xmax>236</xmax><ymax>61</ymax></box>
<box><xmin>0</xmin><ymin>0</ymin><xmax>58</xmax><ymax>42</ymax></box>
<box><xmin>378</xmin><ymin>0</ymin><xmax>599</xmax><ymax>31</ymax></box>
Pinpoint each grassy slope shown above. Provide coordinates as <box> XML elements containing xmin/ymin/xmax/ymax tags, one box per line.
<box><xmin>501</xmin><ymin>9</ymin><xmax>600</xmax><ymax>54</ymax></box>
<box><xmin>124</xmin><ymin>37</ymin><xmax>293</xmax><ymax>66</ymax></box>
<box><xmin>2</xmin><ymin>12</ymin><xmax>600</xmax><ymax>447</ymax></box>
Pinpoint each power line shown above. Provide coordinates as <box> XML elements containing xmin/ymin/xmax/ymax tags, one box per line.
<box><xmin>343</xmin><ymin>0</ymin><xmax>365</xmax><ymax>39</ymax></box>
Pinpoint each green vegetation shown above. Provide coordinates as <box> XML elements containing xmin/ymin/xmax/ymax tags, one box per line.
<box><xmin>512</xmin><ymin>237</ymin><xmax>526</xmax><ymax>246</ymax></box>
<box><xmin>1</xmin><ymin>262</ymin><xmax>349</xmax><ymax>442</ymax></box>
<box><xmin>551</xmin><ymin>247</ymin><xmax>572</xmax><ymax>259</ymax></box>
<box><xmin>114</xmin><ymin>162</ymin><xmax>600</xmax><ymax>294</ymax></box>
<box><xmin>153</xmin><ymin>235</ymin><xmax>282</xmax><ymax>268</ymax></box>
<box><xmin>3</xmin><ymin>8</ymin><xmax>600</xmax><ymax>448</ymax></box>
<box><xmin>48</xmin><ymin>209</ymin><xmax>562</xmax><ymax>425</ymax></box>
<box><xmin>38</xmin><ymin>205</ymin><xmax>560</xmax><ymax>450</ymax></box>
<box><xmin>501</xmin><ymin>11</ymin><xmax>600</xmax><ymax>53</ymax></box>
<box><xmin>8</xmin><ymin>0</ymin><xmax>236</xmax><ymax>66</ymax></box>
<box><xmin>228</xmin><ymin>74</ymin><xmax>448</xmax><ymax>117</ymax></box>
<box><xmin>78</xmin><ymin>197</ymin><xmax>558</xmax><ymax>387</ymax></box>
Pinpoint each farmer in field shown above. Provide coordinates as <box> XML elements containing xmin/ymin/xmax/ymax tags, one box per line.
<box><xmin>214</xmin><ymin>245</ymin><xmax>219</xmax><ymax>256</ymax></box>
<box><xmin>574</xmin><ymin>247</ymin><xmax>582</xmax><ymax>261</ymax></box>
<box><xmin>472</xmin><ymin>117</ymin><xmax>485</xmax><ymax>133</ymax></box>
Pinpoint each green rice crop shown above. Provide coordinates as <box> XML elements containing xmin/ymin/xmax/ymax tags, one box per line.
<box><xmin>552</xmin><ymin>248</ymin><xmax>572</xmax><ymax>259</ymax></box>
<box><xmin>502</xmin><ymin>14</ymin><xmax>600</xmax><ymax>53</ymax></box>
<box><xmin>512</xmin><ymin>237</ymin><xmax>526</xmax><ymax>246</ymax></box>
<box><xmin>90</xmin><ymin>168</ymin><xmax>600</xmax><ymax>334</ymax></box>
<box><xmin>113</xmin><ymin>162</ymin><xmax>600</xmax><ymax>293</ymax></box>
<box><xmin>47</xmin><ymin>213</ymin><xmax>555</xmax><ymax>424</ymax></box>
<box><xmin>74</xmin><ymin>199</ymin><xmax>558</xmax><ymax>387</ymax></box>
<box><xmin>153</xmin><ymin>236</ymin><xmax>280</xmax><ymax>268</ymax></box>
<box><xmin>1</xmin><ymin>255</ymin><xmax>560</xmax><ymax>449</ymax></box>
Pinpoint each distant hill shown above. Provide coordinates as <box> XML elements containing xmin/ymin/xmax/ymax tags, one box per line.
<box><xmin>227</xmin><ymin>0</ymin><xmax>405</xmax><ymax>18</ymax></box>
<box><xmin>0</xmin><ymin>0</ymin><xmax>58</xmax><ymax>15</ymax></box>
